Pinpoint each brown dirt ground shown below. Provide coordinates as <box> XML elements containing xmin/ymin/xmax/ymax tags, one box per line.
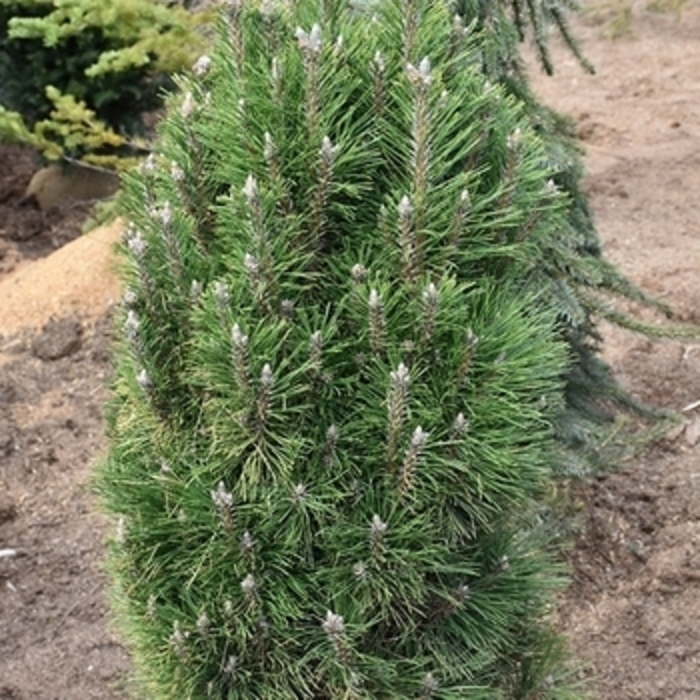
<box><xmin>1</xmin><ymin>4</ymin><xmax>699</xmax><ymax>697</ymax></box>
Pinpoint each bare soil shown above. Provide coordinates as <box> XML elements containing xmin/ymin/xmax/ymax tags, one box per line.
<box><xmin>0</xmin><ymin>4</ymin><xmax>699</xmax><ymax>697</ymax></box>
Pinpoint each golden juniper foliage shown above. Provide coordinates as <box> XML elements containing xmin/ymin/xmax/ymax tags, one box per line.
<box><xmin>0</xmin><ymin>0</ymin><xmax>213</xmax><ymax>168</ymax></box>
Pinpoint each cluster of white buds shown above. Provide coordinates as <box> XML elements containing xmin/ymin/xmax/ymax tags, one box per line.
<box><xmin>154</xmin><ymin>201</ymin><xmax>173</xmax><ymax>227</ymax></box>
<box><xmin>455</xmin><ymin>583</ymin><xmax>471</xmax><ymax>603</ymax></box>
<box><xmin>295</xmin><ymin>24</ymin><xmax>322</xmax><ymax>55</ymax></box>
<box><xmin>373</xmin><ymin>50</ymin><xmax>385</xmax><ymax>73</ymax></box>
<box><xmin>116</xmin><ymin>516</ymin><xmax>126</xmax><ymax>545</ymax></box>
<box><xmin>214</xmin><ymin>280</ymin><xmax>231</xmax><ymax>309</ymax></box>
<box><xmin>323</xmin><ymin>424</ymin><xmax>339</xmax><ymax>466</ymax></box>
<box><xmin>241</xmin><ymin>573</ymin><xmax>257</xmax><ymax>600</ymax></box>
<box><xmin>351</xmin><ymin>263</ymin><xmax>368</xmax><ymax>283</ymax></box>
<box><xmin>292</xmin><ymin>483</ymin><xmax>307</xmax><ymax>503</ymax></box>
<box><xmin>211</xmin><ymin>481</ymin><xmax>234</xmax><ymax>511</ymax></box>
<box><xmin>240</xmin><ymin>530</ymin><xmax>255</xmax><ymax>554</ymax></box>
<box><xmin>231</xmin><ymin>323</ymin><xmax>251</xmax><ymax>393</ymax></box>
<box><xmin>271</xmin><ymin>57</ymin><xmax>282</xmax><ymax>94</ymax></box>
<box><xmin>180</xmin><ymin>92</ymin><xmax>196</xmax><ymax>119</ymax></box>
<box><xmin>260</xmin><ymin>363</ymin><xmax>274</xmax><ymax>389</ymax></box>
<box><xmin>190</xmin><ymin>279</ymin><xmax>203</xmax><ymax>302</ymax></box>
<box><xmin>406</xmin><ymin>56</ymin><xmax>432</xmax><ymax>87</ymax></box>
<box><xmin>544</xmin><ymin>178</ymin><xmax>559</xmax><ymax>196</ymax></box>
<box><xmin>242</xmin><ymin>173</ymin><xmax>259</xmax><ymax>206</ymax></box>
<box><xmin>169</xmin><ymin>621</ymin><xmax>188</xmax><ymax>660</ymax></box>
<box><xmin>369</xmin><ymin>513</ymin><xmax>388</xmax><ymax>546</ymax></box>
<box><xmin>322</xmin><ymin>609</ymin><xmax>351</xmax><ymax>664</ymax></box>
<box><xmin>421</xmin><ymin>282</ymin><xmax>439</xmax><ymax>341</ymax></box>
<box><xmin>280</xmin><ymin>299</ymin><xmax>295</xmax><ymax>320</ymax></box>
<box><xmin>456</xmin><ymin>328</ymin><xmax>480</xmax><ymax>385</ymax></box>
<box><xmin>126</xmin><ymin>228</ymin><xmax>148</xmax><ymax>259</ymax></box>
<box><xmin>257</xmin><ymin>363</ymin><xmax>274</xmax><ymax>424</ymax></box>
<box><xmin>192</xmin><ymin>55</ymin><xmax>212</xmax><ymax>78</ymax></box>
<box><xmin>506</xmin><ymin>128</ymin><xmax>523</xmax><ymax>154</ymax></box>
<box><xmin>140</xmin><ymin>153</ymin><xmax>157</xmax><ymax>176</ymax></box>
<box><xmin>397</xmin><ymin>194</ymin><xmax>413</xmax><ymax>221</ymax></box>
<box><xmin>136</xmin><ymin>368</ymin><xmax>152</xmax><ymax>394</ymax></box>
<box><xmin>422</xmin><ymin>672</ymin><xmax>440</xmax><ymax>697</ymax></box>
<box><xmin>320</xmin><ymin>136</ymin><xmax>338</xmax><ymax>166</ymax></box>
<box><xmin>122</xmin><ymin>289</ymin><xmax>138</xmax><ymax>307</ymax></box>
<box><xmin>197</xmin><ymin>611</ymin><xmax>211</xmax><ymax>637</ymax></box>
<box><xmin>123</xmin><ymin>310</ymin><xmax>140</xmax><ymax>344</ymax></box>
<box><xmin>322</xmin><ymin>609</ymin><xmax>344</xmax><ymax>637</ymax></box>
<box><xmin>170</xmin><ymin>161</ymin><xmax>185</xmax><ymax>183</ymax></box>
<box><xmin>387</xmin><ymin>362</ymin><xmax>410</xmax><ymax>461</ymax></box>
<box><xmin>451</xmin><ymin>412</ymin><xmax>469</xmax><ymax>439</ymax></box>
<box><xmin>146</xmin><ymin>594</ymin><xmax>156</xmax><ymax>621</ymax></box>
<box><xmin>223</xmin><ymin>655</ymin><xmax>238</xmax><ymax>677</ymax></box>
<box><xmin>244</xmin><ymin>253</ymin><xmax>261</xmax><ymax>284</ymax></box>
<box><xmin>353</xmin><ymin>561</ymin><xmax>368</xmax><ymax>580</ymax></box>
<box><xmin>263</xmin><ymin>132</ymin><xmax>276</xmax><ymax>167</ymax></box>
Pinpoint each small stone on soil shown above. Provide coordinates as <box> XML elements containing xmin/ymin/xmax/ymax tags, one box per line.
<box><xmin>31</xmin><ymin>317</ymin><xmax>83</xmax><ymax>361</ymax></box>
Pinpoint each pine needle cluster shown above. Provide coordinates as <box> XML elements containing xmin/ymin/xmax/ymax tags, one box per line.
<box><xmin>98</xmin><ymin>0</ymin><xmax>590</xmax><ymax>697</ymax></box>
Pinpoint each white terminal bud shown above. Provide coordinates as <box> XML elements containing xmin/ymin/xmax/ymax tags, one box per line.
<box><xmin>390</xmin><ymin>362</ymin><xmax>411</xmax><ymax>389</ymax></box>
<box><xmin>214</xmin><ymin>280</ymin><xmax>230</xmax><ymax>307</ymax></box>
<box><xmin>295</xmin><ymin>24</ymin><xmax>322</xmax><ymax>54</ymax></box>
<box><xmin>240</xmin><ymin>531</ymin><xmax>255</xmax><ymax>553</ymax></box>
<box><xmin>124</xmin><ymin>310</ymin><xmax>140</xmax><ymax>341</ymax></box>
<box><xmin>260</xmin><ymin>363</ymin><xmax>274</xmax><ymax>388</ymax></box>
<box><xmin>406</xmin><ymin>57</ymin><xmax>432</xmax><ymax>86</ymax></box>
<box><xmin>373</xmin><ymin>50</ymin><xmax>385</xmax><ymax>72</ymax></box>
<box><xmin>351</xmin><ymin>263</ymin><xmax>368</xmax><ymax>282</ymax></box>
<box><xmin>244</xmin><ymin>253</ymin><xmax>260</xmax><ymax>276</ymax></box>
<box><xmin>370</xmin><ymin>513</ymin><xmax>388</xmax><ymax>540</ymax></box>
<box><xmin>452</xmin><ymin>412</ymin><xmax>469</xmax><ymax>437</ymax></box>
<box><xmin>140</xmin><ymin>153</ymin><xmax>157</xmax><ymax>175</ymax></box>
<box><xmin>190</xmin><ymin>280</ymin><xmax>203</xmax><ymax>301</ymax></box>
<box><xmin>231</xmin><ymin>323</ymin><xmax>248</xmax><ymax>349</ymax></box>
<box><xmin>241</xmin><ymin>573</ymin><xmax>257</xmax><ymax>596</ymax></box>
<box><xmin>197</xmin><ymin>611</ymin><xmax>210</xmax><ymax>636</ymax></box>
<box><xmin>224</xmin><ymin>655</ymin><xmax>238</xmax><ymax>676</ymax></box>
<box><xmin>211</xmin><ymin>481</ymin><xmax>233</xmax><ymax>510</ymax></box>
<box><xmin>181</xmin><ymin>91</ymin><xmax>195</xmax><ymax>119</ymax></box>
<box><xmin>410</xmin><ymin>425</ymin><xmax>429</xmax><ymax>450</ymax></box>
<box><xmin>322</xmin><ymin>610</ymin><xmax>345</xmax><ymax>636</ymax></box>
<box><xmin>136</xmin><ymin>368</ymin><xmax>151</xmax><ymax>393</ymax></box>
<box><xmin>192</xmin><ymin>55</ymin><xmax>212</xmax><ymax>77</ymax></box>
<box><xmin>170</xmin><ymin>161</ymin><xmax>185</xmax><ymax>182</ymax></box>
<box><xmin>423</xmin><ymin>282</ymin><xmax>439</xmax><ymax>305</ymax></box>
<box><xmin>264</xmin><ymin>132</ymin><xmax>275</xmax><ymax>162</ymax></box>
<box><xmin>397</xmin><ymin>194</ymin><xmax>413</xmax><ymax>220</ymax></box>
<box><xmin>126</xmin><ymin>230</ymin><xmax>147</xmax><ymax>258</ymax></box>
<box><xmin>242</xmin><ymin>173</ymin><xmax>258</xmax><ymax>203</ymax></box>
<box><xmin>320</xmin><ymin>135</ymin><xmax>337</xmax><ymax>164</ymax></box>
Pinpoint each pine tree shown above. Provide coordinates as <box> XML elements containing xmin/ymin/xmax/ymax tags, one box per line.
<box><xmin>98</xmin><ymin>0</ymin><xmax>584</xmax><ymax>696</ymax></box>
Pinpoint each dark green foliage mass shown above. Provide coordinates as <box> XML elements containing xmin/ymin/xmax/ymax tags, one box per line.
<box><xmin>0</xmin><ymin>0</ymin><xmax>211</xmax><ymax>163</ymax></box>
<box><xmin>98</xmin><ymin>0</ymin><xmax>589</xmax><ymax>697</ymax></box>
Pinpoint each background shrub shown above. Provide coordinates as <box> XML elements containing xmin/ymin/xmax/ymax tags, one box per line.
<box><xmin>0</xmin><ymin>0</ymin><xmax>213</xmax><ymax>166</ymax></box>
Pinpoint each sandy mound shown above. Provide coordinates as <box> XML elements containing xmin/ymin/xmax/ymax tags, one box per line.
<box><xmin>0</xmin><ymin>220</ymin><xmax>123</xmax><ymax>339</ymax></box>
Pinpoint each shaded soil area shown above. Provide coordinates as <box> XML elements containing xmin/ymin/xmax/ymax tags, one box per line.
<box><xmin>1</xmin><ymin>3</ymin><xmax>699</xmax><ymax>698</ymax></box>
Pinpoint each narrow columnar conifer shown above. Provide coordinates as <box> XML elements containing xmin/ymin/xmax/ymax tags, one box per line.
<box><xmin>99</xmin><ymin>0</ymin><xmax>584</xmax><ymax>697</ymax></box>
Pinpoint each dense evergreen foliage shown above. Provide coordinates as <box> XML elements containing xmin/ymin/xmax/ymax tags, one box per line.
<box><xmin>98</xmin><ymin>0</ymin><xmax>588</xmax><ymax>696</ymax></box>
